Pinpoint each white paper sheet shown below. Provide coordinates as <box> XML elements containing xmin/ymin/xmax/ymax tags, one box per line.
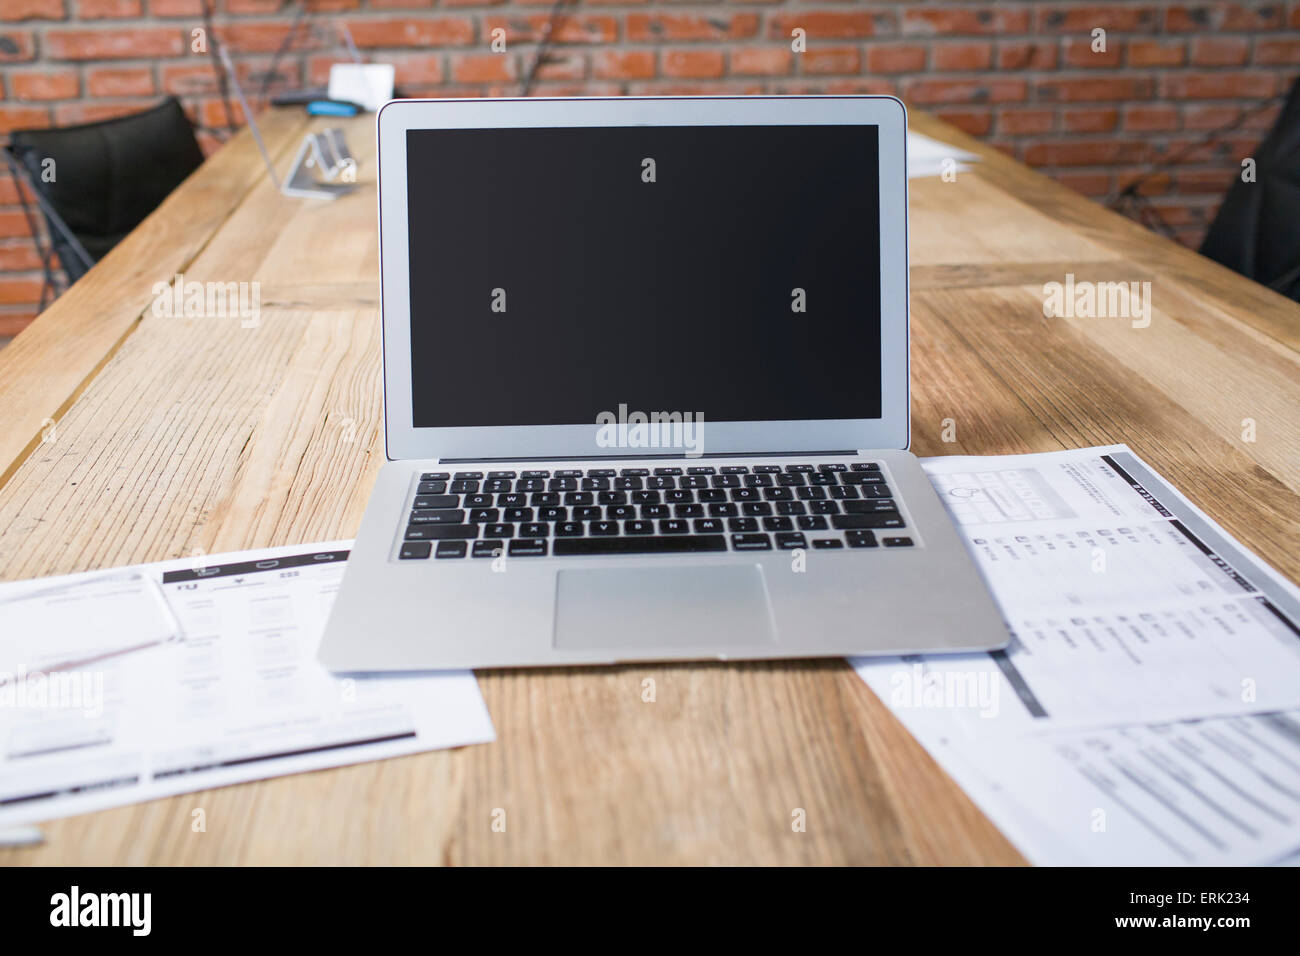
<box><xmin>906</xmin><ymin>130</ymin><xmax>979</xmax><ymax>179</ymax></box>
<box><xmin>853</xmin><ymin>444</ymin><xmax>1300</xmax><ymax>865</ymax></box>
<box><xmin>0</xmin><ymin>541</ymin><xmax>495</xmax><ymax>828</ymax></box>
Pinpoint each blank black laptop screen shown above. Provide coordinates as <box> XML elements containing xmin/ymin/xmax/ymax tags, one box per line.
<box><xmin>405</xmin><ymin>124</ymin><xmax>882</xmax><ymax>428</ymax></box>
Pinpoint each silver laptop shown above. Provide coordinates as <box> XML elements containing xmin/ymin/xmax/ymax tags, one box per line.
<box><xmin>318</xmin><ymin>95</ymin><xmax>1008</xmax><ymax>671</ymax></box>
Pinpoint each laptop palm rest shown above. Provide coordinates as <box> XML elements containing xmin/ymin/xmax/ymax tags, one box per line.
<box><xmin>554</xmin><ymin>565</ymin><xmax>778</xmax><ymax>652</ymax></box>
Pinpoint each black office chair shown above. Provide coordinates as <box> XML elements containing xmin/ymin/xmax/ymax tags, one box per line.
<box><xmin>3</xmin><ymin>97</ymin><xmax>206</xmax><ymax>308</ymax></box>
<box><xmin>1198</xmin><ymin>76</ymin><xmax>1300</xmax><ymax>302</ymax></box>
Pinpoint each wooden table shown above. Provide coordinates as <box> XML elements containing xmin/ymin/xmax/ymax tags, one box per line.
<box><xmin>2</xmin><ymin>108</ymin><xmax>1298</xmax><ymax>865</ymax></box>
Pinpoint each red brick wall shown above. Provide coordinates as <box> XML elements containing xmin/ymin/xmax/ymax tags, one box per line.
<box><xmin>2</xmin><ymin>1</ymin><xmax>1298</xmax><ymax>336</ymax></box>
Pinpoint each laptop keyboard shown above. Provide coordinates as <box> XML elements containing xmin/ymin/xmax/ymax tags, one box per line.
<box><xmin>396</xmin><ymin>463</ymin><xmax>914</xmax><ymax>560</ymax></box>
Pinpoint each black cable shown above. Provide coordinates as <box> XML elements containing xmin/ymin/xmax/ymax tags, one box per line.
<box><xmin>259</xmin><ymin>1</ymin><xmax>309</xmax><ymax>105</ymax></box>
<box><xmin>521</xmin><ymin>0</ymin><xmax>572</xmax><ymax>97</ymax></box>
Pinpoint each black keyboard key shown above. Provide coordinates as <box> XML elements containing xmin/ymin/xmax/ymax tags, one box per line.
<box><xmin>666</xmin><ymin>489</ymin><xmax>693</xmax><ymax>504</ymax></box>
<box><xmin>680</xmin><ymin>475</ymin><xmax>709</xmax><ymax>489</ymax></box>
<box><xmin>832</xmin><ymin>513</ymin><xmax>905</xmax><ymax>530</ymax></box>
<box><xmin>818</xmin><ymin>463</ymin><xmax>847</xmax><ymax>472</ymax></box>
<box><xmin>520</xmin><ymin>522</ymin><xmax>547</xmax><ymax>537</ymax></box>
<box><xmin>590</xmin><ymin>520</ymin><xmax>619</xmax><ymax>535</ymax></box>
<box><xmin>641</xmin><ymin>504</ymin><xmax>670</xmax><ymax>519</ymax></box>
<box><xmin>620</xmin><ymin>468</ymin><xmax>649</xmax><ymax>477</ymax></box>
<box><xmin>413</xmin><ymin>494</ymin><xmax>458</xmax><ymax>510</ymax></box>
<box><xmin>843</xmin><ymin>500</ymin><xmax>899</xmax><ymax>514</ymax></box>
<box><xmin>811</xmin><ymin>500</ymin><xmax>840</xmax><ymax>515</ymax></box>
<box><xmin>711</xmin><ymin>474</ymin><xmax>741</xmax><ymax>489</ymax></box>
<box><xmin>566</xmin><ymin>491</ymin><xmax>595</xmax><ymax>506</ymax></box>
<box><xmin>400</xmin><ymin>542</ymin><xmax>432</xmax><ymax>559</ymax></box>
<box><xmin>797</xmin><ymin>515</ymin><xmax>829</xmax><ymax>531</ymax></box>
<box><xmin>483</xmin><ymin>523</ymin><xmax>514</xmax><ymax>538</ymax></box>
<box><xmin>842</xmin><ymin>472</ymin><xmax>885</xmax><ymax>485</ymax></box>
<box><xmin>614</xmin><ymin>476</ymin><xmax>643</xmax><ymax>491</ymax></box>
<box><xmin>694</xmin><ymin>518</ymin><xmax>724</xmax><ymax>533</ymax></box>
<box><xmin>731</xmin><ymin>533</ymin><xmax>772</xmax><ymax>551</ymax></box>
<box><xmin>660</xmin><ymin>519</ymin><xmax>689</xmax><ymax>534</ymax></box>
<box><xmin>631</xmin><ymin>491</ymin><xmax>661</xmax><ymax>505</ymax></box>
<box><xmin>574</xmin><ymin>506</ymin><xmax>601</xmax><ymax>520</ymax></box>
<box><xmin>753</xmin><ymin>465</ymin><xmax>781</xmax><ymax>473</ymax></box>
<box><xmin>687</xmin><ymin>466</ymin><xmax>716</xmax><ymax>475</ymax></box>
<box><xmin>453</xmin><ymin>471</ymin><xmax>484</xmax><ymax>480</ymax></box>
<box><xmin>597</xmin><ymin>491</ymin><xmax>625</xmax><ymax>505</ymax></box>
<box><xmin>410</xmin><ymin>509</ymin><xmax>467</xmax><ymax>525</ymax></box>
<box><xmin>674</xmin><ymin>503</ymin><xmax>704</xmax><ymax>518</ymax></box>
<box><xmin>648</xmin><ymin>476</ymin><xmax>676</xmax><ymax>490</ymax></box>
<box><xmin>508</xmin><ymin>538</ymin><xmax>548</xmax><ymax>557</ymax></box>
<box><xmin>741</xmin><ymin>502</ymin><xmax>772</xmax><ymax>516</ymax></box>
<box><xmin>776</xmin><ymin>472</ymin><xmax>804</xmax><ymax>486</ymax></box>
<box><xmin>464</xmin><ymin>493</ymin><xmax>494</xmax><ymax>508</ymax></box>
<box><xmin>812</xmin><ymin>538</ymin><xmax>844</xmax><ymax>549</ymax></box>
<box><xmin>830</xmin><ymin>485</ymin><xmax>859</xmax><ymax>499</ymax></box>
<box><xmin>488</xmin><ymin>470</ymin><xmax>517</xmax><ymax>480</ymax></box>
<box><xmin>503</xmin><ymin>507</ymin><xmax>533</xmax><ymax>522</ymax></box>
<box><xmin>468</xmin><ymin>508</ymin><xmax>499</xmax><ymax>523</ymax></box>
<box><xmin>518</xmin><ymin>478</ymin><xmax>546</xmax><ymax>492</ymax></box>
<box><xmin>763</xmin><ymin>516</ymin><xmax>794</xmax><ymax>531</ymax></box>
<box><xmin>484</xmin><ymin>479</ymin><xmax>512</xmax><ymax>493</ymax></box>
<box><xmin>775</xmin><ymin>532</ymin><xmax>807</xmax><ymax>550</ymax></box>
<box><xmin>861</xmin><ymin>484</ymin><xmax>894</xmax><ymax>499</ymax></box>
<box><xmin>850</xmin><ymin>462</ymin><xmax>881</xmax><ymax>471</ymax></box>
<box><xmin>549</xmin><ymin>477</ymin><xmax>577</xmax><ymax>491</ymax></box>
<box><xmin>538</xmin><ymin>506</ymin><xmax>566</xmax><ymax>521</ymax></box>
<box><xmin>555</xmin><ymin>469</ymin><xmax>582</xmax><ymax>478</ymax></box>
<box><xmin>775</xmin><ymin>500</ymin><xmax>806</xmax><ymax>516</ymax></box>
<box><xmin>732</xmin><ymin>487</ymin><xmax>759</xmax><ymax>502</ymax></box>
<box><xmin>404</xmin><ymin>525</ymin><xmax>435</xmax><ymax>540</ymax></box>
<box><xmin>808</xmin><ymin>472</ymin><xmax>835</xmax><ymax>486</ymax></box>
<box><xmin>418</xmin><ymin>524</ymin><xmax>478</xmax><ymax>540</ymax></box>
<box><xmin>449</xmin><ymin>479</ymin><xmax>479</xmax><ymax>494</ymax></box>
<box><xmin>786</xmin><ymin>464</ymin><xmax>815</xmax><ymax>473</ymax></box>
<box><xmin>744</xmin><ymin>474</ymin><xmax>774</xmax><ymax>487</ymax></box>
<box><xmin>764</xmin><ymin>487</ymin><xmax>794</xmax><ymax>501</ymax></box>
<box><xmin>721</xmin><ymin>465</ymin><xmax>750</xmax><ymax>474</ymax></box>
<box><xmin>472</xmin><ymin>540</ymin><xmax>504</xmax><ymax>558</ymax></box>
<box><xmin>626</xmin><ymin>520</ymin><xmax>654</xmax><ymax>535</ymax></box>
<box><xmin>728</xmin><ymin>517</ymin><xmax>759</xmax><ymax>532</ymax></box>
<box><xmin>531</xmin><ymin>492</ymin><xmax>560</xmax><ymax>506</ymax></box>
<box><xmin>417</xmin><ymin>480</ymin><xmax>447</xmax><ymax>495</ymax></box>
<box><xmin>589</xmin><ymin>468</ymin><xmax>616</xmax><ymax>478</ymax></box>
<box><xmin>556</xmin><ymin>521</ymin><xmax>584</xmax><ymax>536</ymax></box>
<box><xmin>653</xmin><ymin>467</ymin><xmax>682</xmax><ymax>476</ymax></box>
<box><xmin>436</xmin><ymin>541</ymin><xmax>468</xmax><ymax>559</ymax></box>
<box><xmin>796</xmin><ymin>486</ymin><xmax>827</xmax><ymax>500</ymax></box>
<box><xmin>846</xmin><ymin>530</ymin><xmax>879</xmax><ymax>548</ymax></box>
<box><xmin>521</xmin><ymin>470</ymin><xmax>550</xmax><ymax>478</ymax></box>
<box><xmin>883</xmin><ymin>536</ymin><xmax>914</xmax><ymax>548</ymax></box>
<box><xmin>420</xmin><ymin>472</ymin><xmax>450</xmax><ymax>481</ymax></box>
<box><xmin>708</xmin><ymin>502</ymin><xmax>739</xmax><ymax>517</ymax></box>
<box><xmin>608</xmin><ymin>504</ymin><xmax>635</xmax><ymax>520</ymax></box>
<box><xmin>581</xmin><ymin>477</ymin><xmax>610</xmax><ymax>491</ymax></box>
<box><xmin>554</xmin><ymin>535</ymin><xmax>727</xmax><ymax>556</ymax></box>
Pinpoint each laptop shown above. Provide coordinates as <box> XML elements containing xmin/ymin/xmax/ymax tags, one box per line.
<box><xmin>317</xmin><ymin>95</ymin><xmax>1008</xmax><ymax>671</ymax></box>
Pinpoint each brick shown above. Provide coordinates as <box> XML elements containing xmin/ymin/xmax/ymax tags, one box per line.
<box><xmin>1062</xmin><ymin>107</ymin><xmax>1119</xmax><ymax>132</ymax></box>
<box><xmin>9</xmin><ymin>69</ymin><xmax>79</xmax><ymax>100</ymax></box>
<box><xmin>662</xmin><ymin>49</ymin><xmax>725</xmax><ymax>79</ymax></box>
<box><xmin>160</xmin><ymin>62</ymin><xmax>216</xmax><ymax>95</ymax></box>
<box><xmin>149</xmin><ymin>0</ymin><xmax>202</xmax><ymax>15</ymax></box>
<box><xmin>1037</xmin><ymin>75</ymin><xmax>1155</xmax><ymax>102</ymax></box>
<box><xmin>1</xmin><ymin>0</ymin><xmax>66</xmax><ymax>20</ymax></box>
<box><xmin>1023</xmin><ymin>139</ymin><xmax>1146</xmax><ymax>166</ymax></box>
<box><xmin>0</xmin><ymin>242</ymin><xmax>43</xmax><ymax>271</ymax></box>
<box><xmin>0</xmin><ymin>211</ymin><xmax>37</xmax><ymax>239</ymax></box>
<box><xmin>344</xmin><ymin>17</ymin><xmax>476</xmax><ymax>49</ymax></box>
<box><xmin>934</xmin><ymin>109</ymin><xmax>992</xmax><ymax>136</ymax></box>
<box><xmin>1190</xmin><ymin>37</ymin><xmax>1249</xmax><ymax>66</ymax></box>
<box><xmin>451</xmin><ymin>53</ymin><xmax>516</xmax><ymax>84</ymax></box>
<box><xmin>769</xmin><ymin>11</ymin><xmax>883</xmax><ymax>40</ymax></box>
<box><xmin>902</xmin><ymin>77</ymin><xmax>1027</xmax><ymax>105</ymax></box>
<box><xmin>77</xmin><ymin>0</ymin><xmax>142</xmax><ymax>18</ymax></box>
<box><xmin>0</xmin><ymin>277</ymin><xmax>43</xmax><ymax>305</ymax></box>
<box><xmin>54</xmin><ymin>100</ymin><xmax>151</xmax><ymax>124</ymax></box>
<box><xmin>1063</xmin><ymin>38</ymin><xmax>1123</xmax><ymax>68</ymax></box>
<box><xmin>730</xmin><ymin>47</ymin><xmax>792</xmax><ymax>76</ymax></box>
<box><xmin>932</xmin><ymin>42</ymin><xmax>993</xmax><ymax>71</ymax></box>
<box><xmin>0</xmin><ymin>105</ymin><xmax>51</xmax><ymax>132</ymax></box>
<box><xmin>903</xmin><ymin>8</ymin><xmax>1032</xmax><ymax>36</ymax></box>
<box><xmin>1165</xmin><ymin>4</ymin><xmax>1283</xmax><ymax>31</ymax></box>
<box><xmin>1175</xmin><ymin>168</ymin><xmax>1234</xmax><ymax>193</ymax></box>
<box><xmin>1161</xmin><ymin>71</ymin><xmax>1276</xmax><ymax>99</ymax></box>
<box><xmin>865</xmin><ymin>43</ymin><xmax>926</xmax><ymax>73</ymax></box>
<box><xmin>391</xmin><ymin>54</ymin><xmax>445</xmax><ymax>86</ymax></box>
<box><xmin>800</xmin><ymin>46</ymin><xmax>859</xmax><ymax>75</ymax></box>
<box><xmin>1256</xmin><ymin>38</ymin><xmax>1300</xmax><ymax>65</ymax></box>
<box><xmin>592</xmin><ymin>50</ymin><xmax>655</xmax><ymax>80</ymax></box>
<box><xmin>0</xmin><ymin>30</ymin><xmax>40</xmax><ymax>61</ymax></box>
<box><xmin>1037</xmin><ymin>4</ymin><xmax>1158</xmax><ymax>32</ymax></box>
<box><xmin>1055</xmin><ymin>171</ymin><xmax>1114</xmax><ymax>197</ymax></box>
<box><xmin>1124</xmin><ymin>105</ymin><xmax>1180</xmax><ymax>131</ymax></box>
<box><xmin>46</xmin><ymin>27</ymin><xmax>184</xmax><ymax>59</ymax></box>
<box><xmin>997</xmin><ymin>41</ymin><xmax>1058</xmax><ymax>70</ymax></box>
<box><xmin>486</xmin><ymin>15</ymin><xmax>616</xmax><ymax>44</ymax></box>
<box><xmin>0</xmin><ymin>310</ymin><xmax>39</xmax><ymax>337</ymax></box>
<box><xmin>628</xmin><ymin>13</ymin><xmax>759</xmax><ymax>42</ymax></box>
<box><xmin>998</xmin><ymin>107</ymin><xmax>1055</xmax><ymax>134</ymax></box>
<box><xmin>1127</xmin><ymin>40</ymin><xmax>1186</xmax><ymax>67</ymax></box>
<box><xmin>535</xmin><ymin>51</ymin><xmax>587</xmax><ymax>82</ymax></box>
<box><xmin>223</xmin><ymin>0</ymin><xmax>280</xmax><ymax>11</ymax></box>
<box><xmin>86</xmin><ymin>66</ymin><xmax>154</xmax><ymax>97</ymax></box>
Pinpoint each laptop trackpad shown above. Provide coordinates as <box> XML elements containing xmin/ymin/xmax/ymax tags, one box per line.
<box><xmin>554</xmin><ymin>565</ymin><xmax>777</xmax><ymax>652</ymax></box>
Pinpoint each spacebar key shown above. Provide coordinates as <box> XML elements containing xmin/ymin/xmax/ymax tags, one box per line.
<box><xmin>553</xmin><ymin>535</ymin><xmax>727</xmax><ymax>555</ymax></box>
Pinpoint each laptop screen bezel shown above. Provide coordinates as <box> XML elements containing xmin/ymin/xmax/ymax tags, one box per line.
<box><xmin>377</xmin><ymin>95</ymin><xmax>910</xmax><ymax>461</ymax></box>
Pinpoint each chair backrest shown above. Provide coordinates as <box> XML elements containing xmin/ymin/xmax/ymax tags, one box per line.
<box><xmin>7</xmin><ymin>97</ymin><xmax>206</xmax><ymax>284</ymax></box>
<box><xmin>1198</xmin><ymin>76</ymin><xmax>1300</xmax><ymax>302</ymax></box>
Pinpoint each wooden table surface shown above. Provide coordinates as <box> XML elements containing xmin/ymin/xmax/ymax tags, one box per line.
<box><xmin>1</xmin><ymin>108</ymin><xmax>1297</xmax><ymax>865</ymax></box>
